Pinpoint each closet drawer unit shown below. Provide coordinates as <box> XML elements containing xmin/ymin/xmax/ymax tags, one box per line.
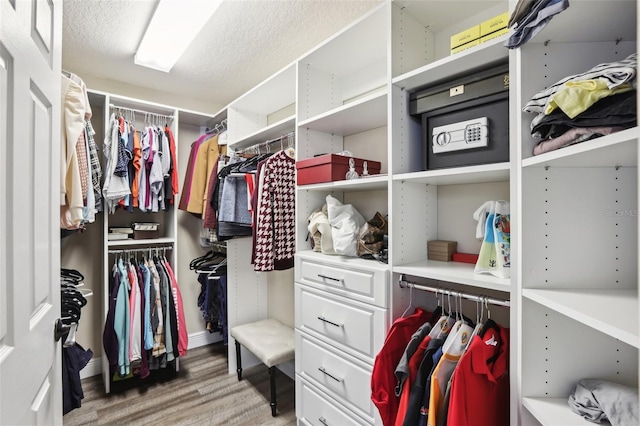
<box><xmin>296</xmin><ymin>331</ymin><xmax>377</xmax><ymax>424</ymax></box>
<box><xmin>295</xmin><ymin>283</ymin><xmax>386</xmax><ymax>361</ymax></box>
<box><xmin>295</xmin><ymin>255</ymin><xmax>388</xmax><ymax>308</ymax></box>
<box><xmin>296</xmin><ymin>376</ymin><xmax>369</xmax><ymax>426</ymax></box>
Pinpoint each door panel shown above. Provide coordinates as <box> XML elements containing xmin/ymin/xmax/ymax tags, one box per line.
<box><xmin>0</xmin><ymin>0</ymin><xmax>62</xmax><ymax>424</ymax></box>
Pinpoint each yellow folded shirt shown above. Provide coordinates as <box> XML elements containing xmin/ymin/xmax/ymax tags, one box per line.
<box><xmin>545</xmin><ymin>79</ymin><xmax>632</xmax><ymax>118</ymax></box>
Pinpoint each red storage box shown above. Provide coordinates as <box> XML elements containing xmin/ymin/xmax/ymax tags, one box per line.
<box><xmin>296</xmin><ymin>154</ymin><xmax>381</xmax><ymax>185</ymax></box>
<box><xmin>452</xmin><ymin>252</ymin><xmax>479</xmax><ymax>264</ymax></box>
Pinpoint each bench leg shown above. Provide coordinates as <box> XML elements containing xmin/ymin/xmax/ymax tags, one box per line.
<box><xmin>269</xmin><ymin>366</ymin><xmax>277</xmax><ymax>417</ymax></box>
<box><xmin>235</xmin><ymin>340</ymin><xmax>243</xmax><ymax>381</ymax></box>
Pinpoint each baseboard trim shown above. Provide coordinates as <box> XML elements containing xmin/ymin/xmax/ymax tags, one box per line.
<box><xmin>80</xmin><ymin>357</ymin><xmax>102</xmax><ymax>380</ymax></box>
<box><xmin>188</xmin><ymin>330</ymin><xmax>223</xmax><ymax>349</ymax></box>
<box><xmin>79</xmin><ymin>331</ymin><xmax>224</xmax><ymax>379</ymax></box>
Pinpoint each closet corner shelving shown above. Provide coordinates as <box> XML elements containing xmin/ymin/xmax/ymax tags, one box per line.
<box><xmin>388</xmin><ymin>0</ymin><xmax>512</xmax><ymax>305</ymax></box>
<box><xmin>226</xmin><ymin>61</ymin><xmax>296</xmax><ymax>151</ymax></box>
<box><xmin>294</xmin><ymin>3</ymin><xmax>391</xmax><ymax>425</ymax></box>
<box><xmin>218</xmin><ymin>0</ymin><xmax>637</xmax><ymax>425</ymax></box>
<box><xmin>87</xmin><ymin>88</ymin><xmax>219</xmax><ymax>394</ymax></box>
<box><xmin>223</xmin><ymin>60</ymin><xmax>298</xmax><ymax>377</ymax></box>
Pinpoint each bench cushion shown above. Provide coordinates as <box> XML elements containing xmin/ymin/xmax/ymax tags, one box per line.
<box><xmin>230</xmin><ymin>319</ymin><xmax>295</xmax><ymax>368</ymax></box>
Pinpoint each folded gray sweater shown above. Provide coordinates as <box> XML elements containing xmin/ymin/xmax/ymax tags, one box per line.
<box><xmin>568</xmin><ymin>379</ymin><xmax>639</xmax><ymax>425</ymax></box>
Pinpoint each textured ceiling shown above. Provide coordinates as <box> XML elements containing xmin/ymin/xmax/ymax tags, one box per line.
<box><xmin>62</xmin><ymin>0</ymin><xmax>383</xmax><ymax>110</ymax></box>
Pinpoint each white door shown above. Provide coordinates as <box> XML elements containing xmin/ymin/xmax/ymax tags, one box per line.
<box><xmin>0</xmin><ymin>0</ymin><xmax>62</xmax><ymax>424</ymax></box>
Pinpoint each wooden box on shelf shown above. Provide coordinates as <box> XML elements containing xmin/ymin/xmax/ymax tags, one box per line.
<box><xmin>296</xmin><ymin>154</ymin><xmax>381</xmax><ymax>185</ymax></box>
<box><xmin>427</xmin><ymin>240</ymin><xmax>457</xmax><ymax>262</ymax></box>
<box><xmin>132</xmin><ymin>222</ymin><xmax>160</xmax><ymax>240</ymax></box>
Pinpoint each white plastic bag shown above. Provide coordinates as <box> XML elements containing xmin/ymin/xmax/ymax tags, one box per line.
<box><xmin>307</xmin><ymin>206</ymin><xmax>335</xmax><ymax>254</ymax></box>
<box><xmin>473</xmin><ymin>200</ymin><xmax>511</xmax><ymax>278</ymax></box>
<box><xmin>326</xmin><ymin>194</ymin><xmax>366</xmax><ymax>257</ymax></box>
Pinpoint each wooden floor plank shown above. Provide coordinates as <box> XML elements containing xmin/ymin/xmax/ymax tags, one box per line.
<box><xmin>63</xmin><ymin>343</ymin><xmax>296</xmax><ymax>425</ymax></box>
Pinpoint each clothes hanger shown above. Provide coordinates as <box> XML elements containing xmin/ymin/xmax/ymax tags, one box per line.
<box><xmin>463</xmin><ymin>296</ymin><xmax>485</xmax><ymax>353</ymax></box>
<box><xmin>401</xmin><ymin>283</ymin><xmax>415</xmax><ymax>318</ymax></box>
<box><xmin>442</xmin><ymin>293</ymin><xmax>474</xmax><ymax>356</ymax></box>
<box><xmin>429</xmin><ymin>290</ymin><xmax>455</xmax><ymax>339</ymax></box>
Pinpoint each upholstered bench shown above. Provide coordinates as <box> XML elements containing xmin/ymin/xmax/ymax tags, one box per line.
<box><xmin>230</xmin><ymin>318</ymin><xmax>295</xmax><ymax>417</ymax></box>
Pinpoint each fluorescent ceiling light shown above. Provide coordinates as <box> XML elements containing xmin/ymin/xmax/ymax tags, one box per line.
<box><xmin>135</xmin><ymin>0</ymin><xmax>223</xmax><ymax>72</ymax></box>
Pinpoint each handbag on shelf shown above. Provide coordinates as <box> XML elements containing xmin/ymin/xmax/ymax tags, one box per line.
<box><xmin>357</xmin><ymin>212</ymin><xmax>388</xmax><ymax>258</ymax></box>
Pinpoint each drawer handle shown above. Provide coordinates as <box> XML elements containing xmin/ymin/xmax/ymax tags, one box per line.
<box><xmin>318</xmin><ymin>366</ymin><xmax>343</xmax><ymax>383</ymax></box>
<box><xmin>317</xmin><ymin>274</ymin><xmax>343</xmax><ymax>283</ymax></box>
<box><xmin>317</xmin><ymin>316</ymin><xmax>343</xmax><ymax>328</ymax></box>
<box><xmin>318</xmin><ymin>416</ymin><xmax>329</xmax><ymax>426</ymax></box>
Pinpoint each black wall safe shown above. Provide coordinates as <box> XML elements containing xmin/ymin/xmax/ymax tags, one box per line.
<box><xmin>410</xmin><ymin>64</ymin><xmax>510</xmax><ymax>170</ymax></box>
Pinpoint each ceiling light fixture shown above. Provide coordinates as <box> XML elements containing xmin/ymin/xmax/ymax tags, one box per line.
<box><xmin>134</xmin><ymin>0</ymin><xmax>223</xmax><ymax>73</ymax></box>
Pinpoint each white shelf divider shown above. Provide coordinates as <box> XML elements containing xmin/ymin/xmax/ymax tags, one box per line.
<box><xmin>523</xmin><ymin>288</ymin><xmax>639</xmax><ymax>348</ymax></box>
<box><xmin>522</xmin><ymin>127</ymin><xmax>638</xmax><ymax>169</ymax></box>
<box><xmin>393</xmin><ymin>260</ymin><xmax>511</xmax><ymax>292</ymax></box>
<box><xmin>297</xmin><ymin>174</ymin><xmax>388</xmax><ymax>192</ymax></box>
<box><xmin>393</xmin><ymin>162</ymin><xmax>510</xmax><ymax>186</ymax></box>
<box><xmin>297</xmin><ymin>90</ymin><xmax>387</xmax><ymax>136</ymax></box>
<box><xmin>392</xmin><ymin>35</ymin><xmax>509</xmax><ymax>93</ymax></box>
<box><xmin>523</xmin><ymin>397</ymin><xmax>597</xmax><ymax>426</ymax></box>
<box><xmin>227</xmin><ymin>115</ymin><xmax>295</xmax><ymax>151</ymax></box>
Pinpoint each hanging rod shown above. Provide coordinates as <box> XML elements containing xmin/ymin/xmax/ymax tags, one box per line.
<box><xmin>109</xmin><ymin>104</ymin><xmax>174</xmax><ymax>121</ymax></box>
<box><xmin>398</xmin><ymin>274</ymin><xmax>510</xmax><ymax>308</ymax></box>
<box><xmin>236</xmin><ymin>131</ymin><xmax>295</xmax><ymax>155</ymax></box>
<box><xmin>205</xmin><ymin>118</ymin><xmax>227</xmax><ymax>134</ymax></box>
<box><xmin>108</xmin><ymin>245</ymin><xmax>173</xmax><ymax>255</ymax></box>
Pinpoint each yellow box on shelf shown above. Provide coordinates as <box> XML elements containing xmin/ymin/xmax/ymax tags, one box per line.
<box><xmin>451</xmin><ymin>39</ymin><xmax>481</xmax><ymax>54</ymax></box>
<box><xmin>450</xmin><ymin>25</ymin><xmax>480</xmax><ymax>51</ymax></box>
<box><xmin>480</xmin><ymin>27</ymin><xmax>509</xmax><ymax>43</ymax></box>
<box><xmin>480</xmin><ymin>11</ymin><xmax>509</xmax><ymax>37</ymax></box>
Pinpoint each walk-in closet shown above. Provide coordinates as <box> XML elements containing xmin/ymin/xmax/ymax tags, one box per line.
<box><xmin>0</xmin><ymin>0</ymin><xmax>637</xmax><ymax>425</ymax></box>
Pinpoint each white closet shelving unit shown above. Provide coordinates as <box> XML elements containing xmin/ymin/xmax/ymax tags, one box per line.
<box><xmin>294</xmin><ymin>4</ymin><xmax>391</xmax><ymax>425</ymax></box>
<box><xmin>225</xmin><ymin>62</ymin><xmax>297</xmax><ymax>377</ymax></box>
<box><xmin>286</xmin><ymin>0</ymin><xmax>638</xmax><ymax>424</ymax></box>
<box><xmin>88</xmin><ymin>89</ymin><xmax>218</xmax><ymax>393</ymax></box>
<box><xmin>513</xmin><ymin>1</ymin><xmax>638</xmax><ymax>424</ymax></box>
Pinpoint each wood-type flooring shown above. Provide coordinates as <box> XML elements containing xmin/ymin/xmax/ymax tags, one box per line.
<box><xmin>63</xmin><ymin>343</ymin><xmax>296</xmax><ymax>425</ymax></box>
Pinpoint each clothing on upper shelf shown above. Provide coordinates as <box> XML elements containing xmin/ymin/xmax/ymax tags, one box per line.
<box><xmin>504</xmin><ymin>0</ymin><xmax>570</xmax><ymax>49</ymax></box>
<box><xmin>523</xmin><ymin>53</ymin><xmax>637</xmax><ymax>155</ymax></box>
<box><xmin>179</xmin><ymin>131</ymin><xmax>224</xmax><ymax>216</ymax></box>
<box><xmin>253</xmin><ymin>149</ymin><xmax>296</xmax><ymax>271</ymax></box>
<box><xmin>61</xmin><ymin>72</ymin><xmax>101</xmax><ymax>231</ymax></box>
<box><xmin>102</xmin><ymin>115</ymin><xmax>178</xmax><ymax>214</ymax></box>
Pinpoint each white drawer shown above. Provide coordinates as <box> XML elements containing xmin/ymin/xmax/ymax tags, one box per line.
<box><xmin>296</xmin><ymin>332</ymin><xmax>376</xmax><ymax>423</ymax></box>
<box><xmin>295</xmin><ymin>254</ymin><xmax>388</xmax><ymax>308</ymax></box>
<box><xmin>295</xmin><ymin>283</ymin><xmax>386</xmax><ymax>361</ymax></box>
<box><xmin>296</xmin><ymin>376</ymin><xmax>370</xmax><ymax>426</ymax></box>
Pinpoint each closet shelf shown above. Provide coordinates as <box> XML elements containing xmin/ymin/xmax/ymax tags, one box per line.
<box><xmin>297</xmin><ymin>174</ymin><xmax>388</xmax><ymax>192</ymax></box>
<box><xmin>296</xmin><ymin>250</ymin><xmax>391</xmax><ymax>272</ymax></box>
<box><xmin>179</xmin><ymin>107</ymin><xmax>225</xmax><ymax>127</ymax></box>
<box><xmin>107</xmin><ymin>237</ymin><xmax>176</xmax><ymax>247</ymax></box>
<box><xmin>391</xmin><ymin>35</ymin><xmax>509</xmax><ymax>93</ymax></box>
<box><xmin>227</xmin><ymin>115</ymin><xmax>295</xmax><ymax>151</ymax></box>
<box><xmin>297</xmin><ymin>90</ymin><xmax>387</xmax><ymax>136</ymax></box>
<box><xmin>523</xmin><ymin>397</ymin><xmax>596</xmax><ymax>426</ymax></box>
<box><xmin>393</xmin><ymin>260</ymin><xmax>511</xmax><ymax>292</ymax></box>
<box><xmin>523</xmin><ymin>288</ymin><xmax>639</xmax><ymax>348</ymax></box>
<box><xmin>393</xmin><ymin>162</ymin><xmax>510</xmax><ymax>186</ymax></box>
<box><xmin>522</xmin><ymin>127</ymin><xmax>638</xmax><ymax>169</ymax></box>
<box><xmin>230</xmin><ymin>63</ymin><xmax>296</xmax><ymax>113</ymax></box>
